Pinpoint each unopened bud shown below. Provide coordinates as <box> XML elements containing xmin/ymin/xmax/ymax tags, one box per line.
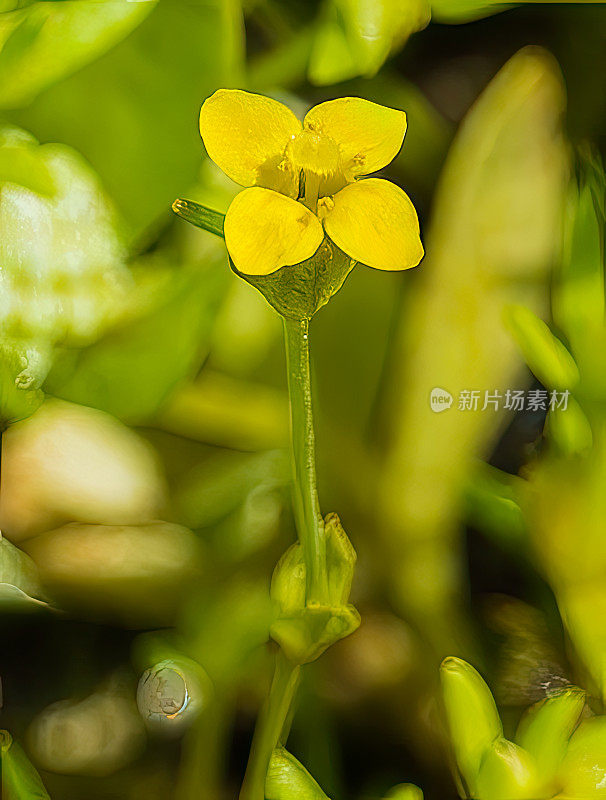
<box><xmin>265</xmin><ymin>747</ymin><xmax>330</xmax><ymax>800</ymax></box>
<box><xmin>440</xmin><ymin>657</ymin><xmax>502</xmax><ymax>796</ymax></box>
<box><xmin>270</xmin><ymin>514</ymin><xmax>360</xmax><ymax>664</ymax></box>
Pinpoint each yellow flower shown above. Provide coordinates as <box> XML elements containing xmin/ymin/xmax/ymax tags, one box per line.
<box><xmin>199</xmin><ymin>90</ymin><xmax>424</xmax><ymax>276</ymax></box>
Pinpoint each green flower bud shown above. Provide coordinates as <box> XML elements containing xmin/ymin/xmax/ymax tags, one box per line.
<box><xmin>440</xmin><ymin>657</ymin><xmax>502</xmax><ymax>797</ymax></box>
<box><xmin>324</xmin><ymin>512</ymin><xmax>357</xmax><ymax>606</ymax></box>
<box><xmin>265</xmin><ymin>748</ymin><xmax>330</xmax><ymax>800</ymax></box>
<box><xmin>270</xmin><ymin>514</ymin><xmax>360</xmax><ymax>664</ymax></box>
<box><xmin>516</xmin><ymin>688</ymin><xmax>585</xmax><ymax>785</ymax></box>
<box><xmin>271</xmin><ymin>541</ymin><xmax>306</xmax><ymax>618</ymax></box>
<box><xmin>476</xmin><ymin>738</ymin><xmax>544</xmax><ymax>800</ymax></box>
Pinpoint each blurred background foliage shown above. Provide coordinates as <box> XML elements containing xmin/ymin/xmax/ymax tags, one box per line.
<box><xmin>1</xmin><ymin>1</ymin><xmax>606</xmax><ymax>799</ymax></box>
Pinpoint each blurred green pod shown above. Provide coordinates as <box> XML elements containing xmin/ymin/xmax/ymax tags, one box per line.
<box><xmin>546</xmin><ymin>397</ymin><xmax>593</xmax><ymax>457</ymax></box>
<box><xmin>475</xmin><ymin>738</ymin><xmax>543</xmax><ymax>800</ymax></box>
<box><xmin>557</xmin><ymin>717</ymin><xmax>606</xmax><ymax>797</ymax></box>
<box><xmin>504</xmin><ymin>304</ymin><xmax>579</xmax><ymax>392</ymax></box>
<box><xmin>440</xmin><ymin>657</ymin><xmax>502</xmax><ymax>796</ymax></box>
<box><xmin>516</xmin><ymin>687</ymin><xmax>585</xmax><ymax>785</ymax></box>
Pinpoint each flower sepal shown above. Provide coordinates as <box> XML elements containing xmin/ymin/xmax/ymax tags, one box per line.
<box><xmin>270</xmin><ymin>602</ymin><xmax>360</xmax><ymax>665</ymax></box>
<box><xmin>232</xmin><ymin>238</ymin><xmax>355</xmax><ymax>321</ymax></box>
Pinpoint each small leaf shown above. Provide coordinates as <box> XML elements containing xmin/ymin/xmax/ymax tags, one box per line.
<box><xmin>0</xmin><ymin>0</ymin><xmax>157</xmax><ymax>109</ymax></box>
<box><xmin>46</xmin><ymin>261</ymin><xmax>229</xmax><ymax>423</ymax></box>
<box><xmin>464</xmin><ymin>463</ymin><xmax>527</xmax><ymax>553</ymax></box>
<box><xmin>172</xmin><ymin>198</ymin><xmax>225</xmax><ymax>239</ymax></box>
<box><xmin>505</xmin><ymin>304</ymin><xmax>579</xmax><ymax>391</ymax></box>
<box><xmin>265</xmin><ymin>748</ymin><xmax>330</xmax><ymax>800</ymax></box>
<box><xmin>308</xmin><ymin>0</ymin><xmax>430</xmax><ymax>85</ymax></box>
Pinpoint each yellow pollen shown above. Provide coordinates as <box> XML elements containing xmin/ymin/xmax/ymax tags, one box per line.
<box><xmin>317</xmin><ymin>196</ymin><xmax>335</xmax><ymax>221</ymax></box>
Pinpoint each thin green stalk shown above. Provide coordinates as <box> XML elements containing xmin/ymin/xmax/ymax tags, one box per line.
<box><xmin>239</xmin><ymin>651</ymin><xmax>300</xmax><ymax>800</ymax></box>
<box><xmin>239</xmin><ymin>317</ymin><xmax>326</xmax><ymax>800</ymax></box>
<box><xmin>283</xmin><ymin>316</ymin><xmax>328</xmax><ymax>605</ymax></box>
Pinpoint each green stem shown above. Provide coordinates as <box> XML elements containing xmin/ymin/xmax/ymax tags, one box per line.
<box><xmin>239</xmin><ymin>652</ymin><xmax>300</xmax><ymax>800</ymax></box>
<box><xmin>283</xmin><ymin>316</ymin><xmax>328</xmax><ymax>606</ymax></box>
<box><xmin>239</xmin><ymin>318</ymin><xmax>326</xmax><ymax>800</ymax></box>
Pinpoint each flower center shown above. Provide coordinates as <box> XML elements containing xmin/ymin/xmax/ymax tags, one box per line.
<box><xmin>285</xmin><ymin>129</ymin><xmax>346</xmax><ymax>212</ymax></box>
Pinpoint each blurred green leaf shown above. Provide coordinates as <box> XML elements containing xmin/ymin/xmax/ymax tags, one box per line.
<box><xmin>505</xmin><ymin>304</ymin><xmax>579</xmax><ymax>391</ymax></box>
<box><xmin>182</xmin><ymin>577</ymin><xmax>273</xmax><ymax>684</ymax></box>
<box><xmin>173</xmin><ymin>199</ymin><xmax>225</xmax><ymax>239</ymax></box>
<box><xmin>176</xmin><ymin>449</ymin><xmax>288</xmax><ymax>531</ymax></box>
<box><xmin>0</xmin><ymin>0</ymin><xmax>157</xmax><ymax>109</ymax></box>
<box><xmin>554</xmin><ymin>152</ymin><xmax>605</xmax><ymax>345</ymax></box>
<box><xmin>308</xmin><ymin>0</ymin><xmax>430</xmax><ymax>85</ymax></box>
<box><xmin>0</xmin><ymin>124</ymin><xmax>130</xmax><ymax>349</ymax></box>
<box><xmin>464</xmin><ymin>462</ymin><xmax>527</xmax><ymax>552</ymax></box>
<box><xmin>1</xmin><ymin>732</ymin><xmax>50</xmax><ymax>799</ymax></box>
<box><xmin>0</xmin><ymin>536</ymin><xmax>48</xmax><ymax>611</ymax></box>
<box><xmin>342</xmin><ymin>71</ymin><xmax>453</xmax><ymax>196</ymax></box>
<box><xmin>13</xmin><ymin>0</ymin><xmax>245</xmax><ymax>237</ymax></box>
<box><xmin>157</xmin><ymin>372</ymin><xmax>289</xmax><ymax>452</ymax></box>
<box><xmin>378</xmin><ymin>48</ymin><xmax>568</xmax><ymax>653</ymax></box>
<box><xmin>46</xmin><ymin>258</ymin><xmax>229</xmax><ymax>423</ymax></box>
<box><xmin>546</xmin><ymin>396</ymin><xmax>593</xmax><ymax>456</ymax></box>
<box><xmin>431</xmin><ymin>0</ymin><xmax>604</xmax><ymax>24</ymax></box>
<box><xmin>265</xmin><ymin>748</ymin><xmax>330</xmax><ymax>800</ymax></box>
<box><xmin>430</xmin><ymin>0</ymin><xmax>513</xmax><ymax>23</ymax></box>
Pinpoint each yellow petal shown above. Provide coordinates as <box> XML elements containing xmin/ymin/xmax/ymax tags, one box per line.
<box><xmin>322</xmin><ymin>178</ymin><xmax>423</xmax><ymax>271</ymax></box>
<box><xmin>199</xmin><ymin>89</ymin><xmax>301</xmax><ymax>192</ymax></box>
<box><xmin>224</xmin><ymin>188</ymin><xmax>324</xmax><ymax>276</ymax></box>
<box><xmin>303</xmin><ymin>97</ymin><xmax>407</xmax><ymax>177</ymax></box>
